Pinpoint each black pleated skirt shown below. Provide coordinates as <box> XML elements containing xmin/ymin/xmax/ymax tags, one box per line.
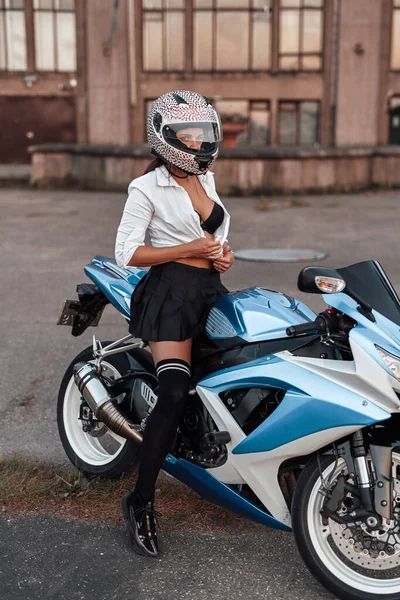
<box><xmin>129</xmin><ymin>261</ymin><xmax>229</xmax><ymax>343</ymax></box>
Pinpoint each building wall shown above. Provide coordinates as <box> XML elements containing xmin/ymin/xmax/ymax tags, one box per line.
<box><xmin>85</xmin><ymin>0</ymin><xmax>131</xmax><ymax>145</ymax></box>
<box><xmin>335</xmin><ymin>0</ymin><xmax>383</xmax><ymax>146</ymax></box>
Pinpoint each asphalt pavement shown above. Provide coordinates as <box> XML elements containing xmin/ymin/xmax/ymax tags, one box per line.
<box><xmin>1</xmin><ymin>185</ymin><xmax>400</xmax><ymax>600</ymax></box>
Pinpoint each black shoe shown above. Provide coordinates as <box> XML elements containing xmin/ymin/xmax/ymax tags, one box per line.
<box><xmin>121</xmin><ymin>493</ymin><xmax>161</xmax><ymax>557</ymax></box>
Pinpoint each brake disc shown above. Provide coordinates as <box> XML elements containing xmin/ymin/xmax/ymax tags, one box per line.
<box><xmin>329</xmin><ymin>480</ymin><xmax>400</xmax><ymax>570</ymax></box>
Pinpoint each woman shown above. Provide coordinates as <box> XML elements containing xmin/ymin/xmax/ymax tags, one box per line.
<box><xmin>115</xmin><ymin>90</ymin><xmax>234</xmax><ymax>557</ymax></box>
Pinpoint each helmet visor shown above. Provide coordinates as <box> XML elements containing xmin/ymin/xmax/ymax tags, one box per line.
<box><xmin>162</xmin><ymin>120</ymin><xmax>223</xmax><ymax>154</ymax></box>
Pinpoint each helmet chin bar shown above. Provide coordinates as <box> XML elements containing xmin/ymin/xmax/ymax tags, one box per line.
<box><xmin>150</xmin><ymin>149</ymin><xmax>212</xmax><ymax>176</ymax></box>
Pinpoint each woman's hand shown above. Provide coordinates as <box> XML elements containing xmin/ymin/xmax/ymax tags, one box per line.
<box><xmin>184</xmin><ymin>238</ymin><xmax>223</xmax><ymax>259</ymax></box>
<box><xmin>213</xmin><ymin>241</ymin><xmax>234</xmax><ymax>273</ymax></box>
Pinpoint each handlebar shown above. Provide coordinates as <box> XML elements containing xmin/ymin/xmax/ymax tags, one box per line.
<box><xmin>286</xmin><ymin>315</ymin><xmax>327</xmax><ymax>337</ymax></box>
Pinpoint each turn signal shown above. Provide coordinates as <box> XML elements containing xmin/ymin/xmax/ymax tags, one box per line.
<box><xmin>315</xmin><ymin>276</ymin><xmax>346</xmax><ymax>294</ymax></box>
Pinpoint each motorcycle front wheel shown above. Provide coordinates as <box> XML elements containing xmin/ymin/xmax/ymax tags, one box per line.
<box><xmin>57</xmin><ymin>343</ymin><xmax>141</xmax><ymax>478</ymax></box>
<box><xmin>292</xmin><ymin>453</ymin><xmax>400</xmax><ymax>600</ymax></box>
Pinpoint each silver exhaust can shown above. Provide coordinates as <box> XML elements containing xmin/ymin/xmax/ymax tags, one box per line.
<box><xmin>73</xmin><ymin>362</ymin><xmax>143</xmax><ymax>445</ymax></box>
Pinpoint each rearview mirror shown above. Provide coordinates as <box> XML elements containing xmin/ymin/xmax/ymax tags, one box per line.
<box><xmin>298</xmin><ymin>267</ymin><xmax>346</xmax><ymax>294</ymax></box>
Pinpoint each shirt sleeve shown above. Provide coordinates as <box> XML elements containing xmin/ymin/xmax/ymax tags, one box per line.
<box><xmin>115</xmin><ymin>186</ymin><xmax>154</xmax><ymax>268</ymax></box>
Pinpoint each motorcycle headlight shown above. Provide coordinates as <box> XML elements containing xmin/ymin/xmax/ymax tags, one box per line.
<box><xmin>376</xmin><ymin>345</ymin><xmax>400</xmax><ymax>382</ymax></box>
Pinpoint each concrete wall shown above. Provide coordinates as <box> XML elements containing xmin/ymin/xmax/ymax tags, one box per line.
<box><xmin>86</xmin><ymin>0</ymin><xmax>131</xmax><ymax>145</ymax></box>
<box><xmin>29</xmin><ymin>146</ymin><xmax>400</xmax><ymax>195</ymax></box>
<box><xmin>335</xmin><ymin>0</ymin><xmax>383</xmax><ymax>146</ymax></box>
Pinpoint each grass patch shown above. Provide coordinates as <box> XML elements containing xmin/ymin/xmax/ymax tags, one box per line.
<box><xmin>0</xmin><ymin>453</ymin><xmax>254</xmax><ymax>532</ymax></box>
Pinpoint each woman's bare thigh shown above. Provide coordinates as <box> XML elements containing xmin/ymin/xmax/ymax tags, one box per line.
<box><xmin>149</xmin><ymin>338</ymin><xmax>193</xmax><ymax>367</ymax></box>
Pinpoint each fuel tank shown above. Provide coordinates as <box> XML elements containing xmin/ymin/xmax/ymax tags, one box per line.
<box><xmin>205</xmin><ymin>287</ymin><xmax>317</xmax><ymax>344</ymax></box>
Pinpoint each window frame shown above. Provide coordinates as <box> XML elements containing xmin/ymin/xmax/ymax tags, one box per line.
<box><xmin>277</xmin><ymin>0</ymin><xmax>325</xmax><ymax>73</ymax></box>
<box><xmin>278</xmin><ymin>99</ymin><xmax>320</xmax><ymax>146</ymax></box>
<box><xmin>140</xmin><ymin>0</ymin><xmax>325</xmax><ymax>74</ymax></box>
<box><xmin>0</xmin><ymin>0</ymin><xmax>77</xmax><ymax>74</ymax></box>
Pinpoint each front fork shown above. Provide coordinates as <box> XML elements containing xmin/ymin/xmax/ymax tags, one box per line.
<box><xmin>349</xmin><ymin>431</ymin><xmax>393</xmax><ymax>521</ymax></box>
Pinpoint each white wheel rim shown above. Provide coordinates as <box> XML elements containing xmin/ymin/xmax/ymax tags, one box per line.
<box><xmin>63</xmin><ymin>361</ymin><xmax>127</xmax><ymax>466</ymax></box>
<box><xmin>308</xmin><ymin>454</ymin><xmax>400</xmax><ymax>594</ymax></box>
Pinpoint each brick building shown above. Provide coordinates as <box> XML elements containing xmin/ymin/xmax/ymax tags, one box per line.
<box><xmin>2</xmin><ymin>0</ymin><xmax>400</xmax><ymax>192</ymax></box>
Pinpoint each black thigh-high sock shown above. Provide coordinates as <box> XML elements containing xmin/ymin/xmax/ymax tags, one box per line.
<box><xmin>131</xmin><ymin>357</ymin><xmax>191</xmax><ymax>507</ymax></box>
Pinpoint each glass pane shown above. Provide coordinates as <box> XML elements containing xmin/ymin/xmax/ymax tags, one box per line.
<box><xmin>391</xmin><ymin>10</ymin><xmax>400</xmax><ymax>69</ymax></box>
<box><xmin>0</xmin><ymin>13</ymin><xmax>5</xmax><ymax>69</ymax></box>
<box><xmin>59</xmin><ymin>0</ymin><xmax>75</xmax><ymax>10</ymax></box>
<box><xmin>33</xmin><ymin>0</ymin><xmax>53</xmax><ymax>8</ymax></box>
<box><xmin>395</xmin><ymin>0</ymin><xmax>400</xmax><ymax>6</ymax></box>
<box><xmin>302</xmin><ymin>9</ymin><xmax>322</xmax><ymax>52</ymax></box>
<box><xmin>217</xmin><ymin>0</ymin><xmax>249</xmax><ymax>6</ymax></box>
<box><xmin>300</xmin><ymin>101</ymin><xmax>318</xmax><ymax>144</ymax></box>
<box><xmin>279</xmin><ymin>107</ymin><xmax>297</xmax><ymax>144</ymax></box>
<box><xmin>143</xmin><ymin>12</ymin><xmax>163</xmax><ymax>70</ymax></box>
<box><xmin>280</xmin><ymin>0</ymin><xmax>300</xmax><ymax>6</ymax></box>
<box><xmin>216</xmin><ymin>100</ymin><xmax>248</xmax><ymax>147</ymax></box>
<box><xmin>216</xmin><ymin>99</ymin><xmax>248</xmax><ymax>119</ymax></box>
<box><xmin>280</xmin><ymin>9</ymin><xmax>299</xmax><ymax>53</ymax></box>
<box><xmin>194</xmin><ymin>0</ymin><xmax>213</xmax><ymax>7</ymax></box>
<box><xmin>6</xmin><ymin>11</ymin><xmax>26</xmax><ymax>70</ymax></box>
<box><xmin>8</xmin><ymin>0</ymin><xmax>24</xmax><ymax>9</ymax></box>
<box><xmin>249</xmin><ymin>105</ymin><xmax>270</xmax><ymax>145</ymax></box>
<box><xmin>193</xmin><ymin>11</ymin><xmax>213</xmax><ymax>70</ymax></box>
<box><xmin>35</xmin><ymin>12</ymin><xmax>55</xmax><ymax>70</ymax></box>
<box><xmin>143</xmin><ymin>0</ymin><xmax>162</xmax><ymax>8</ymax></box>
<box><xmin>304</xmin><ymin>0</ymin><xmax>323</xmax><ymax>6</ymax></box>
<box><xmin>56</xmin><ymin>12</ymin><xmax>76</xmax><ymax>71</ymax></box>
<box><xmin>279</xmin><ymin>55</ymin><xmax>299</xmax><ymax>69</ymax></box>
<box><xmin>302</xmin><ymin>54</ymin><xmax>321</xmax><ymax>69</ymax></box>
<box><xmin>166</xmin><ymin>10</ymin><xmax>184</xmax><ymax>70</ymax></box>
<box><xmin>166</xmin><ymin>0</ymin><xmax>184</xmax><ymax>7</ymax></box>
<box><xmin>216</xmin><ymin>11</ymin><xmax>249</xmax><ymax>70</ymax></box>
<box><xmin>253</xmin><ymin>0</ymin><xmax>272</xmax><ymax>8</ymax></box>
<box><xmin>252</xmin><ymin>11</ymin><xmax>271</xmax><ymax>69</ymax></box>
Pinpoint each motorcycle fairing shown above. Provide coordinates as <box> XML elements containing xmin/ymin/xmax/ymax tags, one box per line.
<box><xmin>161</xmin><ymin>453</ymin><xmax>291</xmax><ymax>531</ymax></box>
<box><xmin>322</xmin><ymin>292</ymin><xmax>400</xmax><ymax>384</ymax></box>
<box><xmin>83</xmin><ymin>256</ymin><xmax>147</xmax><ymax>318</ymax></box>
<box><xmin>196</xmin><ymin>352</ymin><xmax>391</xmax><ymax>455</ymax></box>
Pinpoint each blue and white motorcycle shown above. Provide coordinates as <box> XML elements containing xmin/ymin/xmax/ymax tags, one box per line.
<box><xmin>58</xmin><ymin>256</ymin><xmax>400</xmax><ymax>600</ymax></box>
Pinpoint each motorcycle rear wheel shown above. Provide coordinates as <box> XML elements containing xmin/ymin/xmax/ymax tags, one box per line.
<box><xmin>292</xmin><ymin>453</ymin><xmax>400</xmax><ymax>600</ymax></box>
<box><xmin>57</xmin><ymin>343</ymin><xmax>141</xmax><ymax>478</ymax></box>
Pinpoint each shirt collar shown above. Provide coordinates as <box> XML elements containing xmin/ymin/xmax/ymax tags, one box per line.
<box><xmin>156</xmin><ymin>164</ymin><xmax>214</xmax><ymax>188</ymax></box>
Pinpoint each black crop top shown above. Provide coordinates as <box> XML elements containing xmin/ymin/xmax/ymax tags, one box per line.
<box><xmin>195</xmin><ymin>202</ymin><xmax>224</xmax><ymax>235</ymax></box>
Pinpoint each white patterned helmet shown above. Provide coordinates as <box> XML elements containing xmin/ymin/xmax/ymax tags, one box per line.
<box><xmin>147</xmin><ymin>90</ymin><xmax>223</xmax><ymax>175</ymax></box>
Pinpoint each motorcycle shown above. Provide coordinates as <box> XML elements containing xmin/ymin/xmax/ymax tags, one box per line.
<box><xmin>57</xmin><ymin>255</ymin><xmax>400</xmax><ymax>600</ymax></box>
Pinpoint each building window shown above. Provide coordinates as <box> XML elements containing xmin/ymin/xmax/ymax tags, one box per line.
<box><xmin>142</xmin><ymin>0</ymin><xmax>185</xmax><ymax>71</ymax></box>
<box><xmin>215</xmin><ymin>99</ymin><xmax>270</xmax><ymax>146</ymax></box>
<box><xmin>0</xmin><ymin>0</ymin><xmax>76</xmax><ymax>73</ymax></box>
<box><xmin>193</xmin><ymin>0</ymin><xmax>272</xmax><ymax>72</ymax></box>
<box><xmin>33</xmin><ymin>0</ymin><xmax>76</xmax><ymax>72</ymax></box>
<box><xmin>0</xmin><ymin>0</ymin><xmax>27</xmax><ymax>71</ymax></box>
<box><xmin>279</xmin><ymin>100</ymin><xmax>319</xmax><ymax>145</ymax></box>
<box><xmin>391</xmin><ymin>0</ymin><xmax>400</xmax><ymax>70</ymax></box>
<box><xmin>279</xmin><ymin>0</ymin><xmax>324</xmax><ymax>71</ymax></box>
<box><xmin>141</xmin><ymin>0</ymin><xmax>324</xmax><ymax>73</ymax></box>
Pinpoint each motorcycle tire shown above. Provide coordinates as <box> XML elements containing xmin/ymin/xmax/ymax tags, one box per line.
<box><xmin>292</xmin><ymin>453</ymin><xmax>400</xmax><ymax>600</ymax></box>
<box><xmin>57</xmin><ymin>342</ymin><xmax>141</xmax><ymax>478</ymax></box>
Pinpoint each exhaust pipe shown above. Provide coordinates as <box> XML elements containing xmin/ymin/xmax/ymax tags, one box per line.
<box><xmin>73</xmin><ymin>362</ymin><xmax>143</xmax><ymax>445</ymax></box>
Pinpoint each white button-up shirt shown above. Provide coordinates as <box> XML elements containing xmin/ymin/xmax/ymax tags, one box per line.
<box><xmin>115</xmin><ymin>165</ymin><xmax>230</xmax><ymax>268</ymax></box>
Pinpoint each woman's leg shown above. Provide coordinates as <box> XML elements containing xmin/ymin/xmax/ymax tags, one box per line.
<box><xmin>133</xmin><ymin>338</ymin><xmax>192</xmax><ymax>503</ymax></box>
<box><xmin>122</xmin><ymin>338</ymin><xmax>192</xmax><ymax>556</ymax></box>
